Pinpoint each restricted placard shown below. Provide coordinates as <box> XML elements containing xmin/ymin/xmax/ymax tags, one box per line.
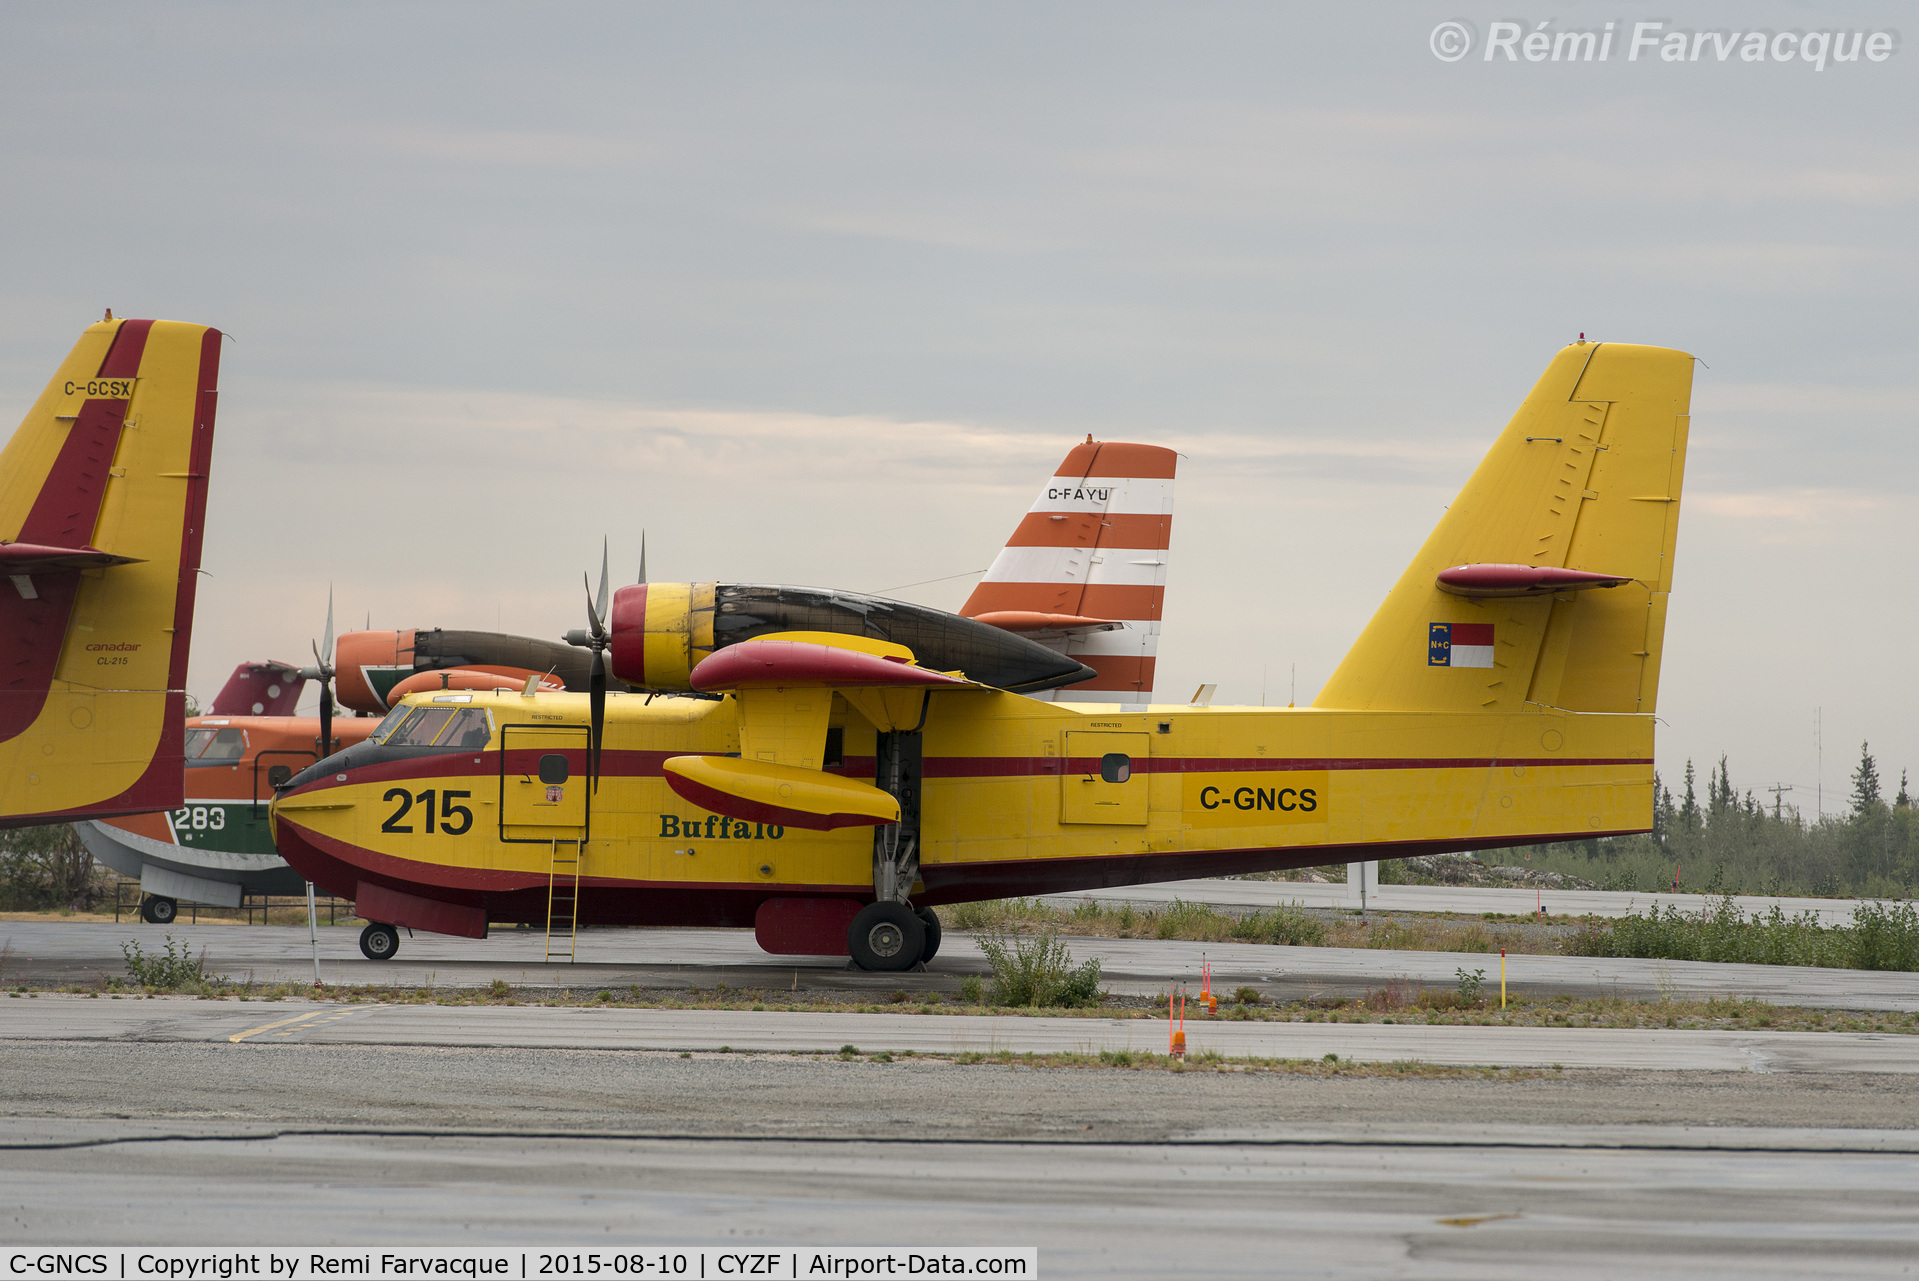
<box><xmin>2</xmin><ymin>1250</ymin><xmax>1036</xmax><ymax>1280</ymax></box>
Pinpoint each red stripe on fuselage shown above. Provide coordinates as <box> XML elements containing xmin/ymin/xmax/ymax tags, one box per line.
<box><xmin>291</xmin><ymin>748</ymin><xmax>1649</xmax><ymax>794</ymax></box>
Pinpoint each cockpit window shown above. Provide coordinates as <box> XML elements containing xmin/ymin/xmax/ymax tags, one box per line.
<box><xmin>189</xmin><ymin>727</ymin><xmax>246</xmax><ymax>761</ymax></box>
<box><xmin>375</xmin><ymin>706</ymin><xmax>492</xmax><ymax>749</ymax></box>
<box><xmin>386</xmin><ymin>706</ymin><xmax>456</xmax><ymax>746</ymax></box>
<box><xmin>445</xmin><ymin>709</ymin><xmax>492</xmax><ymax>748</ymax></box>
<box><xmin>367</xmin><ymin>705</ymin><xmax>415</xmax><ymax>746</ymax></box>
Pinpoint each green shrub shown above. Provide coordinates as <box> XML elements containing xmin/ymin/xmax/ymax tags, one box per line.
<box><xmin>120</xmin><ymin>935</ymin><xmax>215</xmax><ymax>990</ymax></box>
<box><xmin>1847</xmin><ymin>900</ymin><xmax>1919</xmax><ymax>971</ymax></box>
<box><xmin>975</xmin><ymin>930</ymin><xmax>1102</xmax><ymax>1007</ymax></box>
<box><xmin>1455</xmin><ymin>967</ymin><xmax>1486</xmax><ymax>1004</ymax></box>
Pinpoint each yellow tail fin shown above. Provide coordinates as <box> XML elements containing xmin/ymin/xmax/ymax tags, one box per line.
<box><xmin>1315</xmin><ymin>341</ymin><xmax>1692</xmax><ymax>715</ymax></box>
<box><xmin>0</xmin><ymin>317</ymin><xmax>223</xmax><ymax>827</ymax></box>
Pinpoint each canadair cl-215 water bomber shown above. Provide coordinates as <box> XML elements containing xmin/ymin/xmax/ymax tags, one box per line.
<box><xmin>273</xmin><ymin>340</ymin><xmax>1692</xmax><ymax>970</ymax></box>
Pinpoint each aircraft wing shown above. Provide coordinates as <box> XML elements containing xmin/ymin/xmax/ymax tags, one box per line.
<box><xmin>664</xmin><ymin>632</ymin><xmax>985</xmax><ymax>831</ymax></box>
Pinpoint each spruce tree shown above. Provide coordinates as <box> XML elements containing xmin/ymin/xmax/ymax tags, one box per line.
<box><xmin>1897</xmin><ymin>770</ymin><xmax>1911</xmax><ymax>810</ymax></box>
<box><xmin>1852</xmin><ymin>742</ymin><xmax>1881</xmax><ymax>816</ymax></box>
<box><xmin>1680</xmin><ymin>760</ymin><xmax>1699</xmax><ymax>834</ymax></box>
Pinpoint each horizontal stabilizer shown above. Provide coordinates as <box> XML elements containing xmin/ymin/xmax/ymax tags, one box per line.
<box><xmin>0</xmin><ymin>542</ymin><xmax>142</xmax><ymax>575</ymax></box>
<box><xmin>1436</xmin><ymin>563</ymin><xmax>1632</xmax><ymax>599</ymax></box>
<box><xmin>972</xmin><ymin>610</ymin><xmax>1123</xmax><ymax>639</ymax></box>
<box><xmin>663</xmin><ymin>755</ymin><xmax>901</xmax><ymax>831</ymax></box>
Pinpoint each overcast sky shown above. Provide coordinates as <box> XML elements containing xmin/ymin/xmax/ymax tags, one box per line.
<box><xmin>2</xmin><ymin>2</ymin><xmax>1911</xmax><ymax>816</ymax></box>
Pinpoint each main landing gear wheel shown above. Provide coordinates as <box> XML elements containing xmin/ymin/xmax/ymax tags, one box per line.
<box><xmin>359</xmin><ymin>922</ymin><xmax>401</xmax><ymax>960</ymax></box>
<box><xmin>141</xmin><ymin>895</ymin><xmax>177</xmax><ymax>925</ymax></box>
<box><xmin>915</xmin><ymin>907</ymin><xmax>942</xmax><ymax>963</ymax></box>
<box><xmin>848</xmin><ymin>902</ymin><xmax>925</xmax><ymax>972</ymax></box>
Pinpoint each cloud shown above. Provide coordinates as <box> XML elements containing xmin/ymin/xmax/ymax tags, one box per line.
<box><xmin>345</xmin><ymin>124</ymin><xmax>663</xmax><ymax>170</ymax></box>
<box><xmin>1688</xmin><ymin>487</ymin><xmax>1893</xmax><ymax>541</ymax></box>
<box><xmin>1570</xmin><ymin>242</ymin><xmax>1894</xmax><ymax>292</ymax></box>
<box><xmin>1694</xmin><ymin>382</ymin><xmax>1914</xmax><ymax>415</ymax></box>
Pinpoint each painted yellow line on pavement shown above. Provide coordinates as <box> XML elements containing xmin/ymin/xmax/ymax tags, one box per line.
<box><xmin>229</xmin><ymin>1010</ymin><xmax>329</xmax><ymax>1043</ymax></box>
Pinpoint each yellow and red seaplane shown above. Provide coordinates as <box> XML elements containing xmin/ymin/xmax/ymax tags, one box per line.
<box><xmin>273</xmin><ymin>341</ymin><xmax>1691</xmax><ymax>969</ymax></box>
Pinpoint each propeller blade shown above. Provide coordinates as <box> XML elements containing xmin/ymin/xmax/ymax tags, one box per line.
<box><xmin>588</xmin><ymin>648</ymin><xmax>606</xmax><ymax>792</ymax></box>
<box><xmin>319</xmin><ymin>685</ymin><xmax>333</xmax><ymax>761</ymax></box>
<box><xmin>638</xmin><ymin>530</ymin><xmax>646</xmax><ymax>585</ymax></box>
<box><xmin>583</xmin><ymin>574</ymin><xmax>602</xmax><ymax>637</ymax></box>
<box><xmin>321</xmin><ymin>586</ymin><xmax>334</xmax><ymax>670</ymax></box>
<box><xmin>595</xmin><ymin>537</ymin><xmax>610</xmax><ymax>636</ymax></box>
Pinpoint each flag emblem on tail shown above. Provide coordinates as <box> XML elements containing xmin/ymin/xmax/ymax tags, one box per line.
<box><xmin>1429</xmin><ymin>622</ymin><xmax>1493</xmax><ymax>668</ymax></box>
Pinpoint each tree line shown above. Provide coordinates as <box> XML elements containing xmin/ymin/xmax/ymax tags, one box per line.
<box><xmin>1481</xmin><ymin>742</ymin><xmax>1916</xmax><ymax>897</ymax></box>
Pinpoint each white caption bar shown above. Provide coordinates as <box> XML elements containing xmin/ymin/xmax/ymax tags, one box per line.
<box><xmin>2</xmin><ymin>1249</ymin><xmax>1038</xmax><ymax>1281</ymax></box>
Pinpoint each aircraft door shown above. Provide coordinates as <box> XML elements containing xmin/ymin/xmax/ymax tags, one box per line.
<box><xmin>500</xmin><ymin>724</ymin><xmax>589</xmax><ymax>840</ymax></box>
<box><xmin>1062</xmin><ymin>731</ymin><xmax>1149</xmax><ymax>825</ymax></box>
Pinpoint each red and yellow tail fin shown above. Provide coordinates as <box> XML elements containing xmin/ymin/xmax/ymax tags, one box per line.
<box><xmin>0</xmin><ymin>316</ymin><xmax>223</xmax><ymax>828</ymax></box>
<box><xmin>962</xmin><ymin>439</ymin><xmax>1177</xmax><ymax>708</ymax></box>
<box><xmin>1314</xmin><ymin>341</ymin><xmax>1692</xmax><ymax>715</ymax></box>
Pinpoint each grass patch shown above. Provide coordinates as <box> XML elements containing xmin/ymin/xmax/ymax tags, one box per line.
<box><xmin>1568</xmin><ymin>895</ymin><xmax>1919</xmax><ymax>971</ymax></box>
<box><xmin>940</xmin><ymin>897</ymin><xmax>1524</xmax><ymax>954</ymax></box>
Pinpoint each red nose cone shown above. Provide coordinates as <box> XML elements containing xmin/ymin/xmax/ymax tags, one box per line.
<box><xmin>608</xmin><ymin>583</ymin><xmax>648</xmax><ymax>685</ymax></box>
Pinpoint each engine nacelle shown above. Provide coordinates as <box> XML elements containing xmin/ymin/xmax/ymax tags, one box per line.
<box><xmin>607</xmin><ymin>582</ymin><xmax>1097</xmax><ymax>695</ymax></box>
<box><xmin>335</xmin><ymin>627</ymin><xmax>595</xmax><ymax>713</ymax></box>
<box><xmin>608</xmin><ymin>582</ymin><xmax>717</xmax><ymax>691</ymax></box>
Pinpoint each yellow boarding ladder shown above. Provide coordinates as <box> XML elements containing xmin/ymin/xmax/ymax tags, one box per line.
<box><xmin>545</xmin><ymin>839</ymin><xmax>582</xmax><ymax>961</ymax></box>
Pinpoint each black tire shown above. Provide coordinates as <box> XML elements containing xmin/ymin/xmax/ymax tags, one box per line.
<box><xmin>142</xmin><ymin>895</ymin><xmax>177</xmax><ymax>925</ymax></box>
<box><xmin>848</xmin><ymin>902</ymin><xmax>925</xmax><ymax>972</ymax></box>
<box><xmin>915</xmin><ymin>907</ymin><xmax>942</xmax><ymax>963</ymax></box>
<box><xmin>359</xmin><ymin>922</ymin><xmax>401</xmax><ymax>961</ymax></box>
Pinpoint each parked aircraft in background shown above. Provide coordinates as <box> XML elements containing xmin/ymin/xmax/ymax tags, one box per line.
<box><xmin>0</xmin><ymin>315</ymin><xmax>223</xmax><ymax>830</ymax></box>
<box><xmin>90</xmin><ymin>443</ymin><xmax>1151</xmax><ymax>919</ymax></box>
<box><xmin>81</xmin><ymin>637</ymin><xmax>578</xmax><ymax>921</ymax></box>
<box><xmin>960</xmin><ymin>439</ymin><xmax>1176</xmax><ymax>709</ymax></box>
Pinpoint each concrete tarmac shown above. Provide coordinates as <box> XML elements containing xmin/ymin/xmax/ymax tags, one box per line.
<box><xmin>5</xmin><ymin>994</ymin><xmax>1917</xmax><ymax>1073</ymax></box>
<box><xmin>1039</xmin><ymin>877</ymin><xmax>1898</xmax><ymax>925</ymax></box>
<box><xmin>3</xmin><ymin>1030</ymin><xmax>1919</xmax><ymax>1276</ymax></box>
<box><xmin>9</xmin><ymin>920</ymin><xmax>1919</xmax><ymax>1011</ymax></box>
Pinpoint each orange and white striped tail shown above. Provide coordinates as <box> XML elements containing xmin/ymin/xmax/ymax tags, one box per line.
<box><xmin>962</xmin><ymin>439</ymin><xmax>1176</xmax><ymax>708</ymax></box>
